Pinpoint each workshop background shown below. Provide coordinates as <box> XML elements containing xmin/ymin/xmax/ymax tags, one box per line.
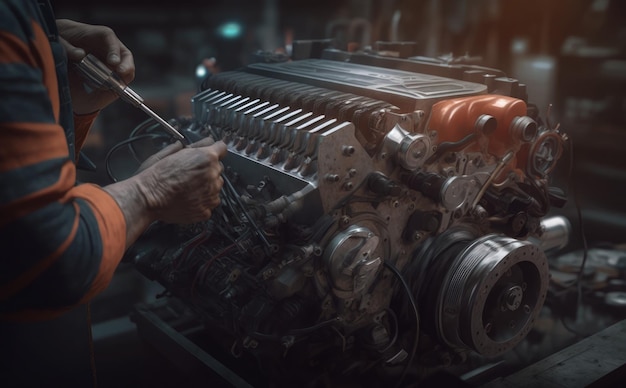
<box><xmin>50</xmin><ymin>0</ymin><xmax>626</xmax><ymax>386</ymax></box>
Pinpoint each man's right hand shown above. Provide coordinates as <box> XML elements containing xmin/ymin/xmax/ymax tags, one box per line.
<box><xmin>104</xmin><ymin>140</ymin><xmax>227</xmax><ymax>249</ymax></box>
<box><xmin>136</xmin><ymin>141</ymin><xmax>227</xmax><ymax>224</ymax></box>
<box><xmin>135</xmin><ymin>136</ymin><xmax>216</xmax><ymax>174</ymax></box>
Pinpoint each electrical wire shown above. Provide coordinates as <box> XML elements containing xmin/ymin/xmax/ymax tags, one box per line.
<box><xmin>252</xmin><ymin>317</ymin><xmax>342</xmax><ymax>341</ymax></box>
<box><xmin>191</xmin><ymin>243</ymin><xmax>237</xmax><ymax>298</ymax></box>
<box><xmin>358</xmin><ymin>308</ymin><xmax>400</xmax><ymax>376</ymax></box>
<box><xmin>223</xmin><ymin>173</ymin><xmax>273</xmax><ymax>251</ymax></box>
<box><xmin>105</xmin><ymin>133</ymin><xmax>174</xmax><ymax>182</ymax></box>
<box><xmin>560</xmin><ymin>138</ymin><xmax>590</xmax><ymax>338</ymax></box>
<box><xmin>205</xmin><ymin>124</ymin><xmax>273</xmax><ymax>252</ymax></box>
<box><xmin>380</xmin><ymin>308</ymin><xmax>399</xmax><ymax>354</ymax></box>
<box><xmin>545</xmin><ymin>137</ymin><xmax>589</xmax><ymax>337</ymax></box>
<box><xmin>425</xmin><ymin>132</ymin><xmax>476</xmax><ymax>164</ymax></box>
<box><xmin>217</xmin><ymin>189</ymin><xmax>241</xmax><ymax>223</ymax></box>
<box><xmin>129</xmin><ymin>117</ymin><xmax>158</xmax><ymax>138</ymax></box>
<box><xmin>570</xmin><ymin>141</ymin><xmax>589</xmax><ymax>305</ymax></box>
<box><xmin>128</xmin><ymin>118</ymin><xmax>161</xmax><ymax>162</ymax></box>
<box><xmin>288</xmin><ymin>317</ymin><xmax>342</xmax><ymax>336</ymax></box>
<box><xmin>173</xmin><ymin>228</ymin><xmax>211</xmax><ymax>270</ymax></box>
<box><xmin>384</xmin><ymin>261</ymin><xmax>419</xmax><ymax>388</ymax></box>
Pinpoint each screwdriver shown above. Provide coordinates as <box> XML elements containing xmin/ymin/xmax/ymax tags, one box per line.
<box><xmin>75</xmin><ymin>53</ymin><xmax>189</xmax><ymax>145</ymax></box>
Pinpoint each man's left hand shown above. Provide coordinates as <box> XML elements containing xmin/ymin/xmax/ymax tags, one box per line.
<box><xmin>56</xmin><ymin>19</ymin><xmax>135</xmax><ymax>115</ymax></box>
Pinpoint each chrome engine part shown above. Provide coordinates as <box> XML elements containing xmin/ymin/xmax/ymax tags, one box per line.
<box><xmin>128</xmin><ymin>54</ymin><xmax>569</xmax><ymax>386</ymax></box>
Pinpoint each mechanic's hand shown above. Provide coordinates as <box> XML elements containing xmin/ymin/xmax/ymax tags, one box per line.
<box><xmin>56</xmin><ymin>19</ymin><xmax>135</xmax><ymax>115</ymax></box>
<box><xmin>136</xmin><ymin>141</ymin><xmax>227</xmax><ymax>224</ymax></box>
<box><xmin>136</xmin><ymin>136</ymin><xmax>217</xmax><ymax>174</ymax></box>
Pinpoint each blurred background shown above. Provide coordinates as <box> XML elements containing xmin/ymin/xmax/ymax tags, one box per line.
<box><xmin>49</xmin><ymin>0</ymin><xmax>625</xmax><ymax>386</ymax></box>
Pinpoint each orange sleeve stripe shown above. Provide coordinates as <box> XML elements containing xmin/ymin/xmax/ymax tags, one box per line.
<box><xmin>0</xmin><ymin>122</ymin><xmax>70</xmax><ymax>173</ymax></box>
<box><xmin>30</xmin><ymin>20</ymin><xmax>59</xmax><ymax>124</ymax></box>
<box><xmin>69</xmin><ymin>184</ymin><xmax>127</xmax><ymax>304</ymax></box>
<box><xmin>0</xmin><ymin>202</ymin><xmax>80</xmax><ymax>301</ymax></box>
<box><xmin>73</xmin><ymin>111</ymin><xmax>100</xmax><ymax>156</ymax></box>
<box><xmin>0</xmin><ymin>160</ymin><xmax>75</xmax><ymax>228</ymax></box>
<box><xmin>0</xmin><ymin>30</ymin><xmax>36</xmax><ymax>66</ymax></box>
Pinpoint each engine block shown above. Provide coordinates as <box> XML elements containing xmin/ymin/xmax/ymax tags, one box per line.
<box><xmin>128</xmin><ymin>54</ymin><xmax>568</xmax><ymax>386</ymax></box>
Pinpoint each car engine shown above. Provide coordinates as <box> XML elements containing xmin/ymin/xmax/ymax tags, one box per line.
<box><xmin>126</xmin><ymin>48</ymin><xmax>569</xmax><ymax>387</ymax></box>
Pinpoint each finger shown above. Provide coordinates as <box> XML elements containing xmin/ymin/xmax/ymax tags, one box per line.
<box><xmin>150</xmin><ymin>141</ymin><xmax>184</xmax><ymax>161</ymax></box>
<box><xmin>207</xmin><ymin>196</ymin><xmax>221</xmax><ymax>209</ymax></box>
<box><xmin>199</xmin><ymin>207</ymin><xmax>213</xmax><ymax>221</ymax></box>
<box><xmin>195</xmin><ymin>141</ymin><xmax>227</xmax><ymax>164</ymax></box>
<box><xmin>101</xmin><ymin>27</ymin><xmax>122</xmax><ymax>66</ymax></box>
<box><xmin>189</xmin><ymin>136</ymin><xmax>215</xmax><ymax>148</ymax></box>
<box><xmin>136</xmin><ymin>141</ymin><xmax>184</xmax><ymax>173</ymax></box>
<box><xmin>209</xmin><ymin>141</ymin><xmax>228</xmax><ymax>159</ymax></box>
<box><xmin>117</xmin><ymin>42</ymin><xmax>135</xmax><ymax>83</ymax></box>
<box><xmin>59</xmin><ymin>36</ymin><xmax>86</xmax><ymax>62</ymax></box>
<box><xmin>208</xmin><ymin>176</ymin><xmax>224</xmax><ymax>195</ymax></box>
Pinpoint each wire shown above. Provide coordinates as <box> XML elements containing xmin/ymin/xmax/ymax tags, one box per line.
<box><xmin>380</xmin><ymin>308</ymin><xmax>399</xmax><ymax>354</ymax></box>
<box><xmin>204</xmin><ymin>124</ymin><xmax>273</xmax><ymax>252</ymax></box>
<box><xmin>360</xmin><ymin>308</ymin><xmax>400</xmax><ymax>375</ymax></box>
<box><xmin>223</xmin><ymin>173</ymin><xmax>273</xmax><ymax>251</ymax></box>
<box><xmin>560</xmin><ymin>315</ymin><xmax>587</xmax><ymax>338</ymax></box>
<box><xmin>105</xmin><ymin>133</ymin><xmax>174</xmax><ymax>182</ymax></box>
<box><xmin>384</xmin><ymin>261</ymin><xmax>419</xmax><ymax>388</ymax></box>
<box><xmin>191</xmin><ymin>243</ymin><xmax>237</xmax><ymax>298</ymax></box>
<box><xmin>551</xmin><ymin>138</ymin><xmax>590</xmax><ymax>338</ymax></box>
<box><xmin>130</xmin><ymin>117</ymin><xmax>158</xmax><ymax>138</ymax></box>
<box><xmin>288</xmin><ymin>317</ymin><xmax>341</xmax><ymax>336</ymax></box>
<box><xmin>252</xmin><ymin>317</ymin><xmax>342</xmax><ymax>341</ymax></box>
<box><xmin>128</xmin><ymin>118</ymin><xmax>161</xmax><ymax>162</ymax></box>
<box><xmin>562</xmin><ymin>139</ymin><xmax>590</xmax><ymax>338</ymax></box>
<box><xmin>217</xmin><ymin>189</ymin><xmax>241</xmax><ymax>223</ymax></box>
<box><xmin>425</xmin><ymin>132</ymin><xmax>476</xmax><ymax>164</ymax></box>
<box><xmin>569</xmin><ymin>140</ymin><xmax>588</xmax><ymax>300</ymax></box>
<box><xmin>173</xmin><ymin>228</ymin><xmax>212</xmax><ymax>270</ymax></box>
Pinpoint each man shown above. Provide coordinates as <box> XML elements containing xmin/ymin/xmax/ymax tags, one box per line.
<box><xmin>0</xmin><ymin>0</ymin><xmax>226</xmax><ymax>385</ymax></box>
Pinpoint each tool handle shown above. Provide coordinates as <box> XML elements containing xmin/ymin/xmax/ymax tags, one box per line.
<box><xmin>75</xmin><ymin>53</ymin><xmax>143</xmax><ymax>107</ymax></box>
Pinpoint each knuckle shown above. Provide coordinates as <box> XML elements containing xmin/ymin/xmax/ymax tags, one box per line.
<box><xmin>205</xmin><ymin>151</ymin><xmax>218</xmax><ymax>163</ymax></box>
<box><xmin>207</xmin><ymin>168</ymin><xmax>220</xmax><ymax>181</ymax></box>
<box><xmin>100</xmin><ymin>25</ymin><xmax>115</xmax><ymax>36</ymax></box>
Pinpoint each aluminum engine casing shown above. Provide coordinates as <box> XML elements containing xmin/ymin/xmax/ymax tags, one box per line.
<box><xmin>130</xmin><ymin>55</ymin><xmax>567</xmax><ymax>386</ymax></box>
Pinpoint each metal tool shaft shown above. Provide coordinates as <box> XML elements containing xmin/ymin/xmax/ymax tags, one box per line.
<box><xmin>137</xmin><ymin>104</ymin><xmax>186</xmax><ymax>142</ymax></box>
<box><xmin>76</xmin><ymin>53</ymin><xmax>188</xmax><ymax>144</ymax></box>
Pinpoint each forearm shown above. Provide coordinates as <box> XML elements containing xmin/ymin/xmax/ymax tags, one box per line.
<box><xmin>103</xmin><ymin>175</ymin><xmax>157</xmax><ymax>250</ymax></box>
